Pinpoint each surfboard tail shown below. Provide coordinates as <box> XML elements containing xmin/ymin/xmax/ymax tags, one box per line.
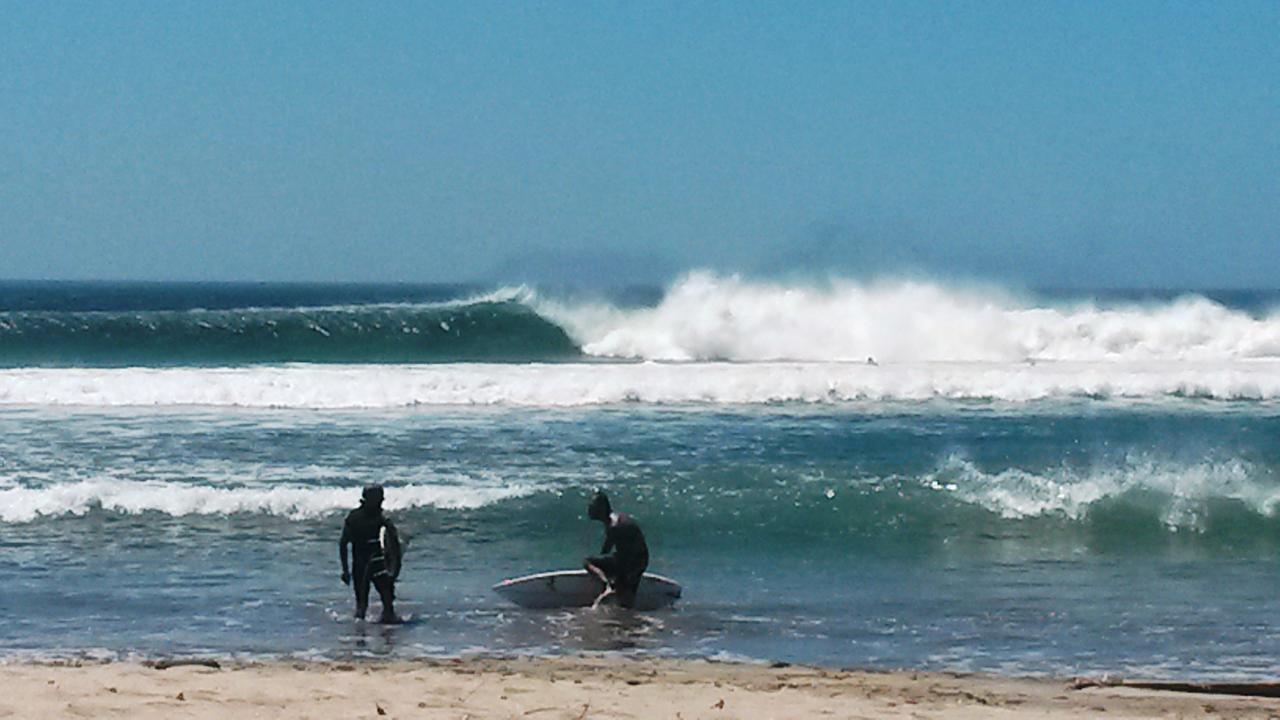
<box><xmin>379</xmin><ymin>525</ymin><xmax>402</xmax><ymax>579</ymax></box>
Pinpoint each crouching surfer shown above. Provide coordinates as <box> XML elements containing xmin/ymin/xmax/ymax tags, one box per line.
<box><xmin>583</xmin><ymin>490</ymin><xmax>649</xmax><ymax>609</ymax></box>
<box><xmin>339</xmin><ymin>485</ymin><xmax>402</xmax><ymax>623</ymax></box>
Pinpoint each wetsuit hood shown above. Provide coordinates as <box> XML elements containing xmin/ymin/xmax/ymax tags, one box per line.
<box><xmin>361</xmin><ymin>484</ymin><xmax>384</xmax><ymax>512</ymax></box>
<box><xmin>587</xmin><ymin>490</ymin><xmax>611</xmax><ymax>521</ymax></box>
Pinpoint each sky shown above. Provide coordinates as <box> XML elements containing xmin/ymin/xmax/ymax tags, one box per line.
<box><xmin>0</xmin><ymin>1</ymin><xmax>1276</xmax><ymax>288</ymax></box>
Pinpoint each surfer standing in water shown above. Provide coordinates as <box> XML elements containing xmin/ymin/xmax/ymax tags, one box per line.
<box><xmin>584</xmin><ymin>490</ymin><xmax>649</xmax><ymax>609</ymax></box>
<box><xmin>339</xmin><ymin>485</ymin><xmax>402</xmax><ymax>623</ymax></box>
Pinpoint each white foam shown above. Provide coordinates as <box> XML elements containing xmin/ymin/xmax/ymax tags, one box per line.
<box><xmin>925</xmin><ymin>455</ymin><xmax>1280</xmax><ymax>528</ymax></box>
<box><xmin>535</xmin><ymin>272</ymin><xmax>1280</xmax><ymax>362</ymax></box>
<box><xmin>1</xmin><ymin>360</ymin><xmax>1278</xmax><ymax>408</ymax></box>
<box><xmin>0</xmin><ymin>480</ymin><xmax>535</xmax><ymax>522</ymax></box>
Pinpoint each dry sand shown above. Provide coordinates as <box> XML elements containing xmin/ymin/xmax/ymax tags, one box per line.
<box><xmin>5</xmin><ymin>655</ymin><xmax>1279</xmax><ymax>719</ymax></box>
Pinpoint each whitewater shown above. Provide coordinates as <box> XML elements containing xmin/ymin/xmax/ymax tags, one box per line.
<box><xmin>537</xmin><ymin>273</ymin><xmax>1280</xmax><ymax>363</ymax></box>
<box><xmin>3</xmin><ymin>359</ymin><xmax>1279</xmax><ymax>407</ymax></box>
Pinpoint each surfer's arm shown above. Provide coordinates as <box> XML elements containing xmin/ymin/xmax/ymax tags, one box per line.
<box><xmin>338</xmin><ymin>523</ymin><xmax>351</xmax><ymax>584</ymax></box>
<box><xmin>600</xmin><ymin>527</ymin><xmax>614</xmax><ymax>555</ymax></box>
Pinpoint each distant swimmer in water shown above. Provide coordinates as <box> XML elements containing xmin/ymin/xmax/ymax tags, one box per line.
<box><xmin>583</xmin><ymin>490</ymin><xmax>649</xmax><ymax>609</ymax></box>
<box><xmin>866</xmin><ymin>357</ymin><xmax>878</xmax><ymax>366</ymax></box>
<box><xmin>339</xmin><ymin>485</ymin><xmax>402</xmax><ymax>623</ymax></box>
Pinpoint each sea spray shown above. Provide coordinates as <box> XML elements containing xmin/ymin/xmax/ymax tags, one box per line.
<box><xmin>537</xmin><ymin>273</ymin><xmax>1280</xmax><ymax>362</ymax></box>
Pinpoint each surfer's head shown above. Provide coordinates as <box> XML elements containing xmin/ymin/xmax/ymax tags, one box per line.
<box><xmin>362</xmin><ymin>484</ymin><xmax>384</xmax><ymax>510</ymax></box>
<box><xmin>587</xmin><ymin>490</ymin><xmax>611</xmax><ymax>521</ymax></box>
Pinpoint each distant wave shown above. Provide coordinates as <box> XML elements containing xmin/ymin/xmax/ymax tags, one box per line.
<box><xmin>2</xmin><ymin>274</ymin><xmax>1277</xmax><ymax>367</ymax></box>
<box><xmin>2</xmin><ymin>361</ymin><xmax>1278</xmax><ymax>408</ymax></box>
<box><xmin>0</xmin><ymin>293</ymin><xmax>576</xmax><ymax>366</ymax></box>
<box><xmin>542</xmin><ymin>272</ymin><xmax>1280</xmax><ymax>363</ymax></box>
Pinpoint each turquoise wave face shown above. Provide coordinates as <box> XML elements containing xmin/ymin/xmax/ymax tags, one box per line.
<box><xmin>0</xmin><ymin>301</ymin><xmax>581</xmax><ymax>366</ymax></box>
<box><xmin>7</xmin><ymin>406</ymin><xmax>1279</xmax><ymax>548</ymax></box>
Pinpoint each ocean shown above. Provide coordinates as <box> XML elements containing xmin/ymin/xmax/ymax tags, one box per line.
<box><xmin>2</xmin><ymin>274</ymin><xmax>1279</xmax><ymax>679</ymax></box>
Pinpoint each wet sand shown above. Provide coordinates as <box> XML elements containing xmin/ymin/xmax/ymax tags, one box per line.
<box><xmin>5</xmin><ymin>656</ymin><xmax>1280</xmax><ymax>719</ymax></box>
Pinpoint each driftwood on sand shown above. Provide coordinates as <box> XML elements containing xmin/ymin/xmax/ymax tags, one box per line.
<box><xmin>144</xmin><ymin>659</ymin><xmax>222</xmax><ymax>670</ymax></box>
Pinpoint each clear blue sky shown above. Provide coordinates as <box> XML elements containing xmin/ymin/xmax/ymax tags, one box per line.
<box><xmin>1</xmin><ymin>1</ymin><xmax>1276</xmax><ymax>287</ymax></box>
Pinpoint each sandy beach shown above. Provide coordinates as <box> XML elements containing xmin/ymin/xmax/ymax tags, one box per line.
<box><xmin>6</xmin><ymin>656</ymin><xmax>1279</xmax><ymax>720</ymax></box>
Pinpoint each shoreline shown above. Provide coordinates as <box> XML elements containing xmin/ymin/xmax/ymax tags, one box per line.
<box><xmin>7</xmin><ymin>655</ymin><xmax>1280</xmax><ymax>719</ymax></box>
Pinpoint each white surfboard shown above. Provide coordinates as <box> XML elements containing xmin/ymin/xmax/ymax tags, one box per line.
<box><xmin>493</xmin><ymin>570</ymin><xmax>682</xmax><ymax>611</ymax></box>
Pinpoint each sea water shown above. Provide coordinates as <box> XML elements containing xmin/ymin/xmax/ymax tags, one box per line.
<box><xmin>2</xmin><ymin>275</ymin><xmax>1279</xmax><ymax>679</ymax></box>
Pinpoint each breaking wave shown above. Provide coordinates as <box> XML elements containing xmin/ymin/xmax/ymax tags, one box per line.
<box><xmin>922</xmin><ymin>455</ymin><xmax>1280</xmax><ymax>529</ymax></box>
<box><xmin>8</xmin><ymin>455</ymin><xmax>1279</xmax><ymax>541</ymax></box>
<box><xmin>541</xmin><ymin>273</ymin><xmax>1280</xmax><ymax>362</ymax></box>
<box><xmin>0</xmin><ymin>479</ymin><xmax>537</xmax><ymax>523</ymax></box>
<box><xmin>2</xmin><ymin>274</ymin><xmax>1278</xmax><ymax>367</ymax></box>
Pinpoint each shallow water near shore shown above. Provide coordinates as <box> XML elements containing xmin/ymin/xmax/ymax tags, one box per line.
<box><xmin>4</xmin><ymin>403</ymin><xmax>1280</xmax><ymax>679</ymax></box>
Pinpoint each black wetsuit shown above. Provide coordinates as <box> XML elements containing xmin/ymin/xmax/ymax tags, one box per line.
<box><xmin>586</xmin><ymin>512</ymin><xmax>649</xmax><ymax>607</ymax></box>
<box><xmin>340</xmin><ymin>504</ymin><xmax>397</xmax><ymax>620</ymax></box>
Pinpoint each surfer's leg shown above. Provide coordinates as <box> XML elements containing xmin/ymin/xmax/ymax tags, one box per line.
<box><xmin>590</xmin><ymin>585</ymin><xmax>616</xmax><ymax>609</ymax></box>
<box><xmin>372</xmin><ymin>573</ymin><xmax>399</xmax><ymax>623</ymax></box>
<box><xmin>584</xmin><ymin>555</ymin><xmax>619</xmax><ymax>609</ymax></box>
<box><xmin>615</xmin><ymin>570</ymin><xmax>642</xmax><ymax>609</ymax></box>
<box><xmin>584</xmin><ymin>555</ymin><xmax>617</xmax><ymax>583</ymax></box>
<box><xmin>352</xmin><ymin>560</ymin><xmax>371</xmax><ymax>619</ymax></box>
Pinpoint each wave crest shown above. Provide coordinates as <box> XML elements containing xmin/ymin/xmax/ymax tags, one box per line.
<box><xmin>926</xmin><ymin>454</ymin><xmax>1280</xmax><ymax>529</ymax></box>
<box><xmin>0</xmin><ymin>480</ymin><xmax>535</xmax><ymax>523</ymax></box>
<box><xmin>538</xmin><ymin>272</ymin><xmax>1280</xmax><ymax>362</ymax></box>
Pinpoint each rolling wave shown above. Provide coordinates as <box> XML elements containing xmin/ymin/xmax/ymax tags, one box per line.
<box><xmin>0</xmin><ymin>480</ymin><xmax>537</xmax><ymax>523</ymax></box>
<box><xmin>922</xmin><ymin>454</ymin><xmax>1279</xmax><ymax>526</ymax></box>
<box><xmin>0</xmin><ymin>298</ymin><xmax>577</xmax><ymax>366</ymax></box>
<box><xmin>2</xmin><ymin>274</ymin><xmax>1278</xmax><ymax>367</ymax></box>
<box><xmin>8</xmin><ymin>456</ymin><xmax>1278</xmax><ymax>543</ymax></box>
